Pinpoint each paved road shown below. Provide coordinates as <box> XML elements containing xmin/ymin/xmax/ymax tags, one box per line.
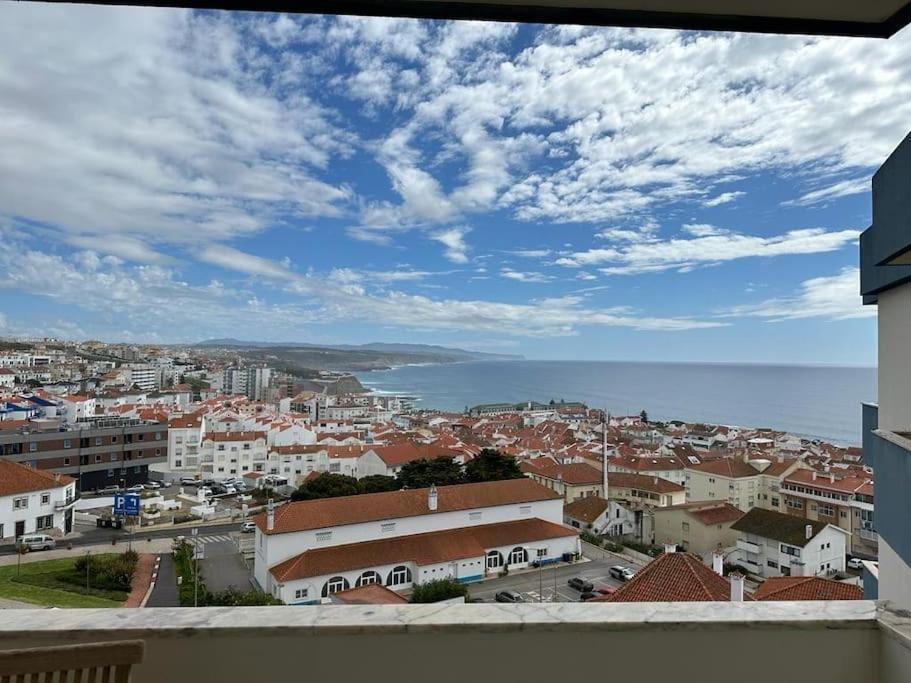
<box><xmin>199</xmin><ymin>540</ymin><xmax>253</xmax><ymax>593</ymax></box>
<box><xmin>0</xmin><ymin>521</ymin><xmax>243</xmax><ymax>556</ymax></box>
<box><xmin>145</xmin><ymin>554</ymin><xmax>180</xmax><ymax>607</ymax></box>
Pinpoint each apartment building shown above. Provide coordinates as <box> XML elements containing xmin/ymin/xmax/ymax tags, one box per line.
<box><xmin>609</xmin><ymin>454</ymin><xmax>686</xmax><ymax>485</ymax></box>
<box><xmin>607</xmin><ymin>472</ymin><xmax>686</xmax><ymax>508</ymax></box>
<box><xmin>521</xmin><ymin>461</ymin><xmax>603</xmax><ymax>502</ymax></box>
<box><xmin>253</xmin><ymin>478</ymin><xmax>571</xmax><ymax>601</ymax></box>
<box><xmin>167</xmin><ymin>411</ymin><xmax>205</xmax><ymax>471</ymax></box>
<box><xmin>124</xmin><ymin>364</ymin><xmax>158</xmax><ymax>391</ymax></box>
<box><xmin>199</xmin><ymin>431</ymin><xmax>268</xmax><ymax>478</ymax></box>
<box><xmin>730</xmin><ymin>508</ymin><xmax>850</xmax><ymax>579</ymax></box>
<box><xmin>223</xmin><ymin>366</ymin><xmax>272</xmax><ymax>401</ymax></box>
<box><xmin>685</xmin><ymin>456</ymin><xmax>803</xmax><ymax>512</ymax></box>
<box><xmin>653</xmin><ymin>501</ymin><xmax>744</xmax><ymax>556</ymax></box>
<box><xmin>0</xmin><ymin>460</ymin><xmax>78</xmax><ymax>539</ymax></box>
<box><xmin>0</xmin><ymin>417</ymin><xmax>166</xmax><ymax>491</ymax></box>
<box><xmin>779</xmin><ymin>469</ymin><xmax>877</xmax><ymax>558</ymax></box>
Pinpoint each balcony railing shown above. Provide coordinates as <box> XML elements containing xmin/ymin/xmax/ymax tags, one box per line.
<box><xmin>859</xmin><ymin>529</ymin><xmax>879</xmax><ymax>542</ymax></box>
<box><xmin>737</xmin><ymin>539</ymin><xmax>760</xmax><ymax>554</ymax></box>
<box><xmin>0</xmin><ymin>602</ymin><xmax>908</xmax><ymax>683</ymax></box>
<box><xmin>55</xmin><ymin>494</ymin><xmax>79</xmax><ymax>510</ymax></box>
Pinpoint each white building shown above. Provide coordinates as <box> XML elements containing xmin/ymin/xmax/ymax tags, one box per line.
<box><xmin>167</xmin><ymin>412</ymin><xmax>205</xmax><ymax>471</ymax></box>
<box><xmin>0</xmin><ymin>460</ymin><xmax>77</xmax><ymax>540</ymax></box>
<box><xmin>200</xmin><ymin>431</ymin><xmax>268</xmax><ymax>478</ymax></box>
<box><xmin>0</xmin><ymin>369</ymin><xmax>16</xmax><ymax>388</ymax></box>
<box><xmin>58</xmin><ymin>394</ymin><xmax>97</xmax><ymax>425</ymax></box>
<box><xmin>223</xmin><ymin>367</ymin><xmax>272</xmax><ymax>401</ymax></box>
<box><xmin>730</xmin><ymin>507</ymin><xmax>850</xmax><ymax>579</ymax></box>
<box><xmin>124</xmin><ymin>364</ymin><xmax>158</xmax><ymax>391</ymax></box>
<box><xmin>253</xmin><ymin>478</ymin><xmax>574</xmax><ymax>602</ymax></box>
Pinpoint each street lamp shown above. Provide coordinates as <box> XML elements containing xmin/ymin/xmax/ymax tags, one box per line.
<box><xmin>192</xmin><ymin>527</ymin><xmax>199</xmax><ymax>607</ymax></box>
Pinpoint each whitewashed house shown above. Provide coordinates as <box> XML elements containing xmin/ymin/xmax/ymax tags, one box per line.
<box><xmin>730</xmin><ymin>507</ymin><xmax>850</xmax><ymax>578</ymax></box>
<box><xmin>0</xmin><ymin>460</ymin><xmax>78</xmax><ymax>539</ymax></box>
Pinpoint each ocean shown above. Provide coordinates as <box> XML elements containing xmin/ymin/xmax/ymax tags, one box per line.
<box><xmin>357</xmin><ymin>360</ymin><xmax>877</xmax><ymax>446</ymax></box>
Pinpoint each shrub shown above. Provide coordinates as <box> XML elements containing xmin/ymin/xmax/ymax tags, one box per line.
<box><xmin>580</xmin><ymin>531</ymin><xmax>603</xmax><ymax>547</ymax></box>
<box><xmin>72</xmin><ymin>551</ymin><xmax>138</xmax><ymax>592</ymax></box>
<box><xmin>172</xmin><ymin>514</ymin><xmax>195</xmax><ymax>525</ymax></box>
<box><xmin>410</xmin><ymin>578</ymin><xmax>468</xmax><ymax>604</ymax></box>
<box><xmin>206</xmin><ymin>588</ymin><xmax>282</xmax><ymax>606</ymax></box>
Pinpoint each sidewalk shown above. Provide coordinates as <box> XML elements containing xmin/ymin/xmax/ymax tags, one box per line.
<box><xmin>0</xmin><ymin>538</ymin><xmax>175</xmax><ymax>567</ymax></box>
<box><xmin>123</xmin><ymin>553</ymin><xmax>156</xmax><ymax>608</ymax></box>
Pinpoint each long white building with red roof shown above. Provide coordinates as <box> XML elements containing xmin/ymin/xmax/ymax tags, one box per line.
<box><xmin>252</xmin><ymin>478</ymin><xmax>577</xmax><ymax>603</ymax></box>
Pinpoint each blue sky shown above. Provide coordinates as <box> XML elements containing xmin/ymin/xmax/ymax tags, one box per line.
<box><xmin>1</xmin><ymin>5</ymin><xmax>908</xmax><ymax>365</ymax></box>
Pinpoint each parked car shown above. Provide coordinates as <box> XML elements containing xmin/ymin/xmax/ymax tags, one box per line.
<box><xmin>847</xmin><ymin>557</ymin><xmax>864</xmax><ymax>570</ymax></box>
<box><xmin>240</xmin><ymin>521</ymin><xmax>257</xmax><ymax>533</ymax></box>
<box><xmin>595</xmin><ymin>586</ymin><xmax>616</xmax><ymax>596</ymax></box>
<box><xmin>96</xmin><ymin>485</ymin><xmax>121</xmax><ymax>495</ymax></box>
<box><xmin>579</xmin><ymin>591</ymin><xmax>598</xmax><ymax>601</ymax></box>
<box><xmin>17</xmin><ymin>534</ymin><xmax>56</xmax><ymax>552</ymax></box>
<box><xmin>609</xmin><ymin>566</ymin><xmax>636</xmax><ymax>582</ymax></box>
<box><xmin>126</xmin><ymin>484</ymin><xmax>144</xmax><ymax>492</ymax></box>
<box><xmin>179</xmin><ymin>477</ymin><xmax>199</xmax><ymax>487</ymax></box>
<box><xmin>567</xmin><ymin>577</ymin><xmax>594</xmax><ymax>593</ymax></box>
<box><xmin>144</xmin><ymin>481</ymin><xmax>162</xmax><ymax>490</ymax></box>
<box><xmin>494</xmin><ymin>590</ymin><xmax>524</xmax><ymax>603</ymax></box>
<box><xmin>224</xmin><ymin>484</ymin><xmax>237</xmax><ymax>495</ymax></box>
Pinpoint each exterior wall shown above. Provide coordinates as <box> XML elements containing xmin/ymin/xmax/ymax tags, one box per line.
<box><xmin>685</xmin><ymin>470</ymin><xmax>759</xmax><ymax>511</ymax></box>
<box><xmin>735</xmin><ymin>526</ymin><xmax>847</xmax><ymax>578</ymax></box>
<box><xmin>878</xmin><ymin>285</ymin><xmax>911</xmax><ymax>432</ymax></box>
<box><xmin>200</xmin><ymin>438</ymin><xmax>268</xmax><ymax>479</ymax></box>
<box><xmin>254</xmin><ymin>497</ymin><xmax>565</xmax><ymax>589</ymax></box>
<box><xmin>609</xmin><ymin>484</ymin><xmax>684</xmax><ymax>508</ymax></box>
<box><xmin>168</xmin><ymin>427</ymin><xmax>201</xmax><ymax>471</ymax></box>
<box><xmin>0</xmin><ymin>481</ymin><xmax>76</xmax><ymax>539</ymax></box>
<box><xmin>274</xmin><ymin>534</ymin><xmax>579</xmax><ymax>604</ymax></box>
<box><xmin>653</xmin><ymin>509</ymin><xmax>740</xmax><ymax>556</ymax></box>
<box><xmin>356</xmin><ymin>450</ymin><xmax>390</xmax><ymax>478</ymax></box>
<box><xmin>0</xmin><ymin>422</ymin><xmax>167</xmax><ymax>491</ymax></box>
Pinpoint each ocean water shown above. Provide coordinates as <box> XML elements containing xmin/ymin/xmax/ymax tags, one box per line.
<box><xmin>358</xmin><ymin>360</ymin><xmax>877</xmax><ymax>446</ymax></box>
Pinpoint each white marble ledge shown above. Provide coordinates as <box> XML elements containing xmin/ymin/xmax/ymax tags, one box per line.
<box><xmin>0</xmin><ymin>601</ymin><xmax>880</xmax><ymax>640</ymax></box>
<box><xmin>874</xmin><ymin>429</ymin><xmax>911</xmax><ymax>452</ymax></box>
<box><xmin>879</xmin><ymin>602</ymin><xmax>911</xmax><ymax>651</ymax></box>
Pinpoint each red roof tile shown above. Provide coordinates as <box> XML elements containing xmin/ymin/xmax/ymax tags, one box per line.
<box><xmin>593</xmin><ymin>552</ymin><xmax>753</xmax><ymax>602</ymax></box>
<box><xmin>256</xmin><ymin>478</ymin><xmax>561</xmax><ymax>535</ymax></box>
<box><xmin>753</xmin><ymin>576</ymin><xmax>862</xmax><ymax>601</ymax></box>
<box><xmin>0</xmin><ymin>460</ymin><xmax>74</xmax><ymax>497</ymax></box>
<box><xmin>270</xmin><ymin>518</ymin><xmax>576</xmax><ymax>581</ymax></box>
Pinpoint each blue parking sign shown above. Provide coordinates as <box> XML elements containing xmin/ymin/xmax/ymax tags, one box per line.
<box><xmin>114</xmin><ymin>493</ymin><xmax>140</xmax><ymax>516</ymax></box>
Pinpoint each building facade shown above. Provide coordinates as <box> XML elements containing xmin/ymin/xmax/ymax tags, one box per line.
<box><xmin>0</xmin><ymin>460</ymin><xmax>78</xmax><ymax>539</ymax></box>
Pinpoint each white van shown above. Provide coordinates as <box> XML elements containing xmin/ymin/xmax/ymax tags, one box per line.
<box><xmin>18</xmin><ymin>534</ymin><xmax>56</xmax><ymax>552</ymax></box>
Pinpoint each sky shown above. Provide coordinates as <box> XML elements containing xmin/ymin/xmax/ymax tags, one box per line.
<box><xmin>1</xmin><ymin>4</ymin><xmax>908</xmax><ymax>365</ymax></box>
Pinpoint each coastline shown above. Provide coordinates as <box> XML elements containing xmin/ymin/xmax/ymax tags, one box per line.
<box><xmin>353</xmin><ymin>360</ymin><xmax>876</xmax><ymax>446</ymax></box>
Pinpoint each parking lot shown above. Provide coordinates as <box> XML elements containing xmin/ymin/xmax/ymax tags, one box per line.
<box><xmin>468</xmin><ymin>556</ymin><xmax>643</xmax><ymax>603</ymax></box>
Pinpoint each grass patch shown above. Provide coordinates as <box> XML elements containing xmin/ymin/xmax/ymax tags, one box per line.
<box><xmin>0</xmin><ymin>555</ymin><xmax>127</xmax><ymax>608</ymax></box>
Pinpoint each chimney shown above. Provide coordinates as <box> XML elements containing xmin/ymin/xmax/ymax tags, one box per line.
<box><xmin>811</xmin><ymin>471</ymin><xmax>817</xmax><ymax>481</ymax></box>
<box><xmin>729</xmin><ymin>572</ymin><xmax>745</xmax><ymax>602</ymax></box>
<box><xmin>428</xmin><ymin>484</ymin><xmax>438</xmax><ymax>511</ymax></box>
<box><xmin>805</xmin><ymin>524</ymin><xmax>813</xmax><ymax>540</ymax></box>
<box><xmin>664</xmin><ymin>543</ymin><xmax>677</xmax><ymax>554</ymax></box>
<box><xmin>829</xmin><ymin>473</ymin><xmax>835</xmax><ymax>483</ymax></box>
<box><xmin>712</xmin><ymin>550</ymin><xmax>724</xmax><ymax>576</ymax></box>
<box><xmin>266</xmin><ymin>498</ymin><xmax>274</xmax><ymax>532</ymax></box>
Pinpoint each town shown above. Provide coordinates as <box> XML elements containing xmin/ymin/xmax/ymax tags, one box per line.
<box><xmin>0</xmin><ymin>338</ymin><xmax>874</xmax><ymax>608</ymax></box>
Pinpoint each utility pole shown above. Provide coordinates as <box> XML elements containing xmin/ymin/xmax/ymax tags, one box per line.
<box><xmin>85</xmin><ymin>550</ymin><xmax>90</xmax><ymax>591</ymax></box>
<box><xmin>192</xmin><ymin>527</ymin><xmax>199</xmax><ymax>607</ymax></box>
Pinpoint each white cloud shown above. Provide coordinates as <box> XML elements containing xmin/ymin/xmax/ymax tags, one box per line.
<box><xmin>198</xmin><ymin>245</ymin><xmax>296</xmax><ymax>280</ymax></box>
<box><xmin>556</xmin><ymin>227</ymin><xmax>860</xmax><ymax>274</ymax></box>
<box><xmin>431</xmin><ymin>227</ymin><xmax>471</xmax><ymax>263</ymax></box>
<box><xmin>500</xmin><ymin>269</ymin><xmax>553</xmax><ymax>283</ymax></box>
<box><xmin>682</xmin><ymin>224</ymin><xmax>728</xmax><ymax>237</ymax></box>
<box><xmin>786</xmin><ymin>177</ymin><xmax>870</xmax><ymax>206</ymax></box>
<box><xmin>704</xmin><ymin>191</ymin><xmax>745</xmax><ymax>207</ymax></box>
<box><xmin>720</xmin><ymin>267</ymin><xmax>874</xmax><ymax>321</ymax></box>
<box><xmin>0</xmin><ymin>3</ymin><xmax>352</xmax><ymax>259</ymax></box>
<box><xmin>509</xmin><ymin>249</ymin><xmax>553</xmax><ymax>258</ymax></box>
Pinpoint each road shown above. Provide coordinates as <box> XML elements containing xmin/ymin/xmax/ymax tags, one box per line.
<box><xmin>0</xmin><ymin>521</ymin><xmax>244</xmax><ymax>556</ymax></box>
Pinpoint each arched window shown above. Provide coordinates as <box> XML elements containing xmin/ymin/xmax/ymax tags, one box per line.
<box><xmin>508</xmin><ymin>546</ymin><xmax>528</xmax><ymax>566</ymax></box>
<box><xmin>386</xmin><ymin>565</ymin><xmax>412</xmax><ymax>587</ymax></box>
<box><xmin>321</xmin><ymin>576</ymin><xmax>350</xmax><ymax>597</ymax></box>
<box><xmin>486</xmin><ymin>550</ymin><xmax>504</xmax><ymax>570</ymax></box>
<box><xmin>356</xmin><ymin>570</ymin><xmax>382</xmax><ymax>587</ymax></box>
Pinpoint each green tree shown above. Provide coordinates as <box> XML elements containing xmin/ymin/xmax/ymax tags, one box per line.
<box><xmin>291</xmin><ymin>473</ymin><xmax>360</xmax><ymax>501</ymax></box>
<box><xmin>464</xmin><ymin>449</ymin><xmax>524</xmax><ymax>483</ymax></box>
<box><xmin>396</xmin><ymin>456</ymin><xmax>464</xmax><ymax>489</ymax></box>
<box><xmin>410</xmin><ymin>578</ymin><xmax>469</xmax><ymax>603</ymax></box>
<box><xmin>358</xmin><ymin>475</ymin><xmax>399</xmax><ymax>494</ymax></box>
<box><xmin>640</xmin><ymin>409</ymin><xmax>649</xmax><ymax>424</ymax></box>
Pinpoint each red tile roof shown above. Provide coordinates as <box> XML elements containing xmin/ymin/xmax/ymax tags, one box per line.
<box><xmin>331</xmin><ymin>584</ymin><xmax>409</xmax><ymax>604</ymax></box>
<box><xmin>753</xmin><ymin>576</ymin><xmax>862</xmax><ymax>601</ymax></box>
<box><xmin>563</xmin><ymin>496</ymin><xmax>609</xmax><ymax>524</ymax></box>
<box><xmin>608</xmin><ymin>472</ymin><xmax>684</xmax><ymax>494</ymax></box>
<box><xmin>0</xmin><ymin>460</ymin><xmax>74</xmax><ymax>497</ymax></box>
<box><xmin>523</xmin><ymin>461</ymin><xmax>602</xmax><ymax>485</ymax></box>
<box><xmin>593</xmin><ymin>552</ymin><xmax>753</xmax><ymax>602</ymax></box>
<box><xmin>203</xmin><ymin>431</ymin><xmax>267</xmax><ymax>443</ymax></box>
<box><xmin>270</xmin><ymin>518</ymin><xmax>576</xmax><ymax>581</ymax></box>
<box><xmin>659</xmin><ymin>501</ymin><xmax>744</xmax><ymax>525</ymax></box>
<box><xmin>256</xmin><ymin>478</ymin><xmax>561</xmax><ymax>535</ymax></box>
<box><xmin>686</xmin><ymin>458</ymin><xmax>764</xmax><ymax>478</ymax></box>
